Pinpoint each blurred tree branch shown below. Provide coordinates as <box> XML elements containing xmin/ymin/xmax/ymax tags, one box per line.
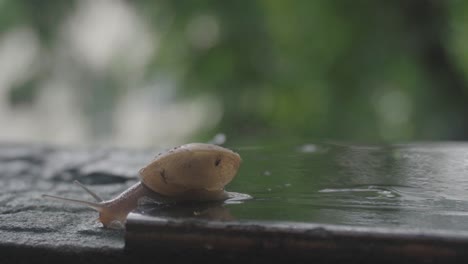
<box><xmin>401</xmin><ymin>0</ymin><xmax>468</xmax><ymax>139</ymax></box>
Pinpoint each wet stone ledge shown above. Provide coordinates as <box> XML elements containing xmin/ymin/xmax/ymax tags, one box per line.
<box><xmin>0</xmin><ymin>143</ymin><xmax>154</xmax><ymax>264</ymax></box>
<box><xmin>3</xmin><ymin>143</ymin><xmax>468</xmax><ymax>264</ymax></box>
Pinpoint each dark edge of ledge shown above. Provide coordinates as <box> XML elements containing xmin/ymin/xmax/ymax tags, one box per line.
<box><xmin>125</xmin><ymin>213</ymin><xmax>468</xmax><ymax>264</ymax></box>
<box><xmin>0</xmin><ymin>243</ymin><xmax>124</xmax><ymax>264</ymax></box>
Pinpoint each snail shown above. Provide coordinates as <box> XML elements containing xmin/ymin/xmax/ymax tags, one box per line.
<box><xmin>43</xmin><ymin>143</ymin><xmax>242</xmax><ymax>229</ymax></box>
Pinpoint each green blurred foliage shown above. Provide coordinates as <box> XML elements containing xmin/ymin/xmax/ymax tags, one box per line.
<box><xmin>3</xmin><ymin>0</ymin><xmax>468</xmax><ymax>143</ymax></box>
<box><xmin>137</xmin><ymin>0</ymin><xmax>468</xmax><ymax>142</ymax></box>
<box><xmin>0</xmin><ymin>0</ymin><xmax>75</xmax><ymax>44</ymax></box>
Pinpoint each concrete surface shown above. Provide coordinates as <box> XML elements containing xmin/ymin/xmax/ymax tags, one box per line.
<box><xmin>3</xmin><ymin>143</ymin><xmax>468</xmax><ymax>264</ymax></box>
<box><xmin>0</xmin><ymin>143</ymin><xmax>155</xmax><ymax>263</ymax></box>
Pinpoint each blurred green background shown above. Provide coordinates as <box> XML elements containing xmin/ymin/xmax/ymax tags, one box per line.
<box><xmin>1</xmin><ymin>0</ymin><xmax>468</xmax><ymax>147</ymax></box>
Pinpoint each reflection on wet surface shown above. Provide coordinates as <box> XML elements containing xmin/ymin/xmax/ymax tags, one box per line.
<box><xmin>136</xmin><ymin>142</ymin><xmax>468</xmax><ymax>232</ymax></box>
<box><xmin>135</xmin><ymin>191</ymin><xmax>251</xmax><ymax>221</ymax></box>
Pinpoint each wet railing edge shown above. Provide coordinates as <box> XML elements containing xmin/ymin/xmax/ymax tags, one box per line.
<box><xmin>125</xmin><ymin>212</ymin><xmax>468</xmax><ymax>263</ymax></box>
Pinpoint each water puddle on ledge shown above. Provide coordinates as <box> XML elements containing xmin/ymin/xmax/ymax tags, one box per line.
<box><xmin>132</xmin><ymin>142</ymin><xmax>468</xmax><ymax>233</ymax></box>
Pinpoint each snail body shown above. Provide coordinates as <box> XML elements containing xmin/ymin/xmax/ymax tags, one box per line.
<box><xmin>43</xmin><ymin>143</ymin><xmax>242</xmax><ymax>229</ymax></box>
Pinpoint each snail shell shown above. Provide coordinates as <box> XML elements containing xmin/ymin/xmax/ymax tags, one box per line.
<box><xmin>42</xmin><ymin>143</ymin><xmax>242</xmax><ymax>228</ymax></box>
<box><xmin>139</xmin><ymin>143</ymin><xmax>241</xmax><ymax>197</ymax></box>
